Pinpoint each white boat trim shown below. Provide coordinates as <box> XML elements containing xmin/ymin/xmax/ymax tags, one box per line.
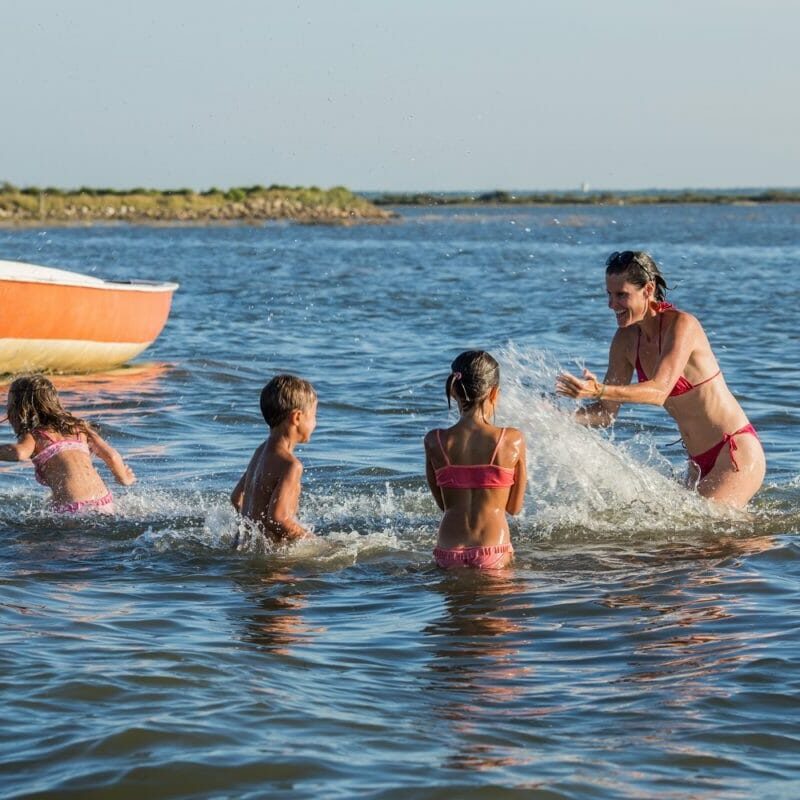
<box><xmin>0</xmin><ymin>260</ymin><xmax>179</xmax><ymax>293</ymax></box>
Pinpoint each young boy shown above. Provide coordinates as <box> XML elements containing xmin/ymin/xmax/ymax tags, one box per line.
<box><xmin>231</xmin><ymin>374</ymin><xmax>317</xmax><ymax>542</ymax></box>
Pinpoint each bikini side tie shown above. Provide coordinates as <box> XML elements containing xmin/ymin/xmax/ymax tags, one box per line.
<box><xmin>722</xmin><ymin>432</ymin><xmax>740</xmax><ymax>472</ymax></box>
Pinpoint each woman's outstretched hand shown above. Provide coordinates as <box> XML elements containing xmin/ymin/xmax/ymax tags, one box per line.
<box><xmin>555</xmin><ymin>368</ymin><xmax>603</xmax><ymax>400</ymax></box>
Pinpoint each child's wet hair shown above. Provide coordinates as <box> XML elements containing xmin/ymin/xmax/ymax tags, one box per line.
<box><xmin>446</xmin><ymin>351</ymin><xmax>500</xmax><ymax>411</ymax></box>
<box><xmin>6</xmin><ymin>374</ymin><xmax>90</xmax><ymax>438</ymax></box>
<box><xmin>605</xmin><ymin>250</ymin><xmax>668</xmax><ymax>301</ymax></box>
<box><xmin>260</xmin><ymin>374</ymin><xmax>317</xmax><ymax>428</ymax></box>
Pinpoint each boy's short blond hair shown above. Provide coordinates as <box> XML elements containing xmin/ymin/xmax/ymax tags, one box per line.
<box><xmin>260</xmin><ymin>374</ymin><xmax>317</xmax><ymax>428</ymax></box>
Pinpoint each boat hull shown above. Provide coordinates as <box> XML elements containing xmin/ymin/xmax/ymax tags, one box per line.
<box><xmin>0</xmin><ymin>261</ymin><xmax>178</xmax><ymax>373</ymax></box>
<box><xmin>0</xmin><ymin>337</ymin><xmax>156</xmax><ymax>374</ymax></box>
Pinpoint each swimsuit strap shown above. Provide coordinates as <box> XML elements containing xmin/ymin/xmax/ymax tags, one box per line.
<box><xmin>436</xmin><ymin>429</ymin><xmax>450</xmax><ymax>465</ymax></box>
<box><xmin>488</xmin><ymin>428</ymin><xmax>506</xmax><ymax>465</ymax></box>
<box><xmin>692</xmin><ymin>369</ymin><xmax>721</xmax><ymax>389</ymax></box>
<box><xmin>34</xmin><ymin>427</ymin><xmax>83</xmax><ymax>444</ymax></box>
<box><xmin>636</xmin><ymin>308</ymin><xmax>666</xmax><ymax>370</ymax></box>
<box><xmin>656</xmin><ymin>302</ymin><xmax>678</xmax><ymax>351</ymax></box>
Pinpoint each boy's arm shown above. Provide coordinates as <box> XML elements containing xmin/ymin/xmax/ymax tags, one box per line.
<box><xmin>267</xmin><ymin>459</ymin><xmax>314</xmax><ymax>541</ymax></box>
<box><xmin>87</xmin><ymin>430</ymin><xmax>136</xmax><ymax>485</ymax></box>
<box><xmin>0</xmin><ymin>433</ymin><xmax>35</xmax><ymax>461</ymax></box>
<box><xmin>230</xmin><ymin>472</ymin><xmax>246</xmax><ymax>511</ymax></box>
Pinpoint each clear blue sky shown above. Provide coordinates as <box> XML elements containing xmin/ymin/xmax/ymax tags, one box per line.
<box><xmin>2</xmin><ymin>0</ymin><xmax>798</xmax><ymax>191</ymax></box>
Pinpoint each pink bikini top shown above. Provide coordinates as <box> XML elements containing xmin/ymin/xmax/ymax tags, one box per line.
<box><xmin>31</xmin><ymin>428</ymin><xmax>91</xmax><ymax>486</ymax></box>
<box><xmin>635</xmin><ymin>302</ymin><xmax>720</xmax><ymax>397</ymax></box>
<box><xmin>434</xmin><ymin>428</ymin><xmax>516</xmax><ymax>489</ymax></box>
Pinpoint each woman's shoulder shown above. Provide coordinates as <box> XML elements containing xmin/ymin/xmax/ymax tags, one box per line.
<box><xmin>608</xmin><ymin>326</ymin><xmax>638</xmax><ymax>370</ymax></box>
<box><xmin>610</xmin><ymin>324</ymin><xmax>638</xmax><ymax>352</ymax></box>
<box><xmin>663</xmin><ymin>306</ymin><xmax>704</xmax><ymax>338</ymax></box>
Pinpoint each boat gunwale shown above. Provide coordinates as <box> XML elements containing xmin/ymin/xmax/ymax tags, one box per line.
<box><xmin>0</xmin><ymin>260</ymin><xmax>178</xmax><ymax>293</ymax></box>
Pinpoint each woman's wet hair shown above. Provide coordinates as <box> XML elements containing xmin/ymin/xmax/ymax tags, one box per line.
<box><xmin>605</xmin><ymin>250</ymin><xmax>668</xmax><ymax>301</ymax></box>
<box><xmin>445</xmin><ymin>350</ymin><xmax>500</xmax><ymax>412</ymax></box>
<box><xmin>6</xmin><ymin>374</ymin><xmax>90</xmax><ymax>438</ymax></box>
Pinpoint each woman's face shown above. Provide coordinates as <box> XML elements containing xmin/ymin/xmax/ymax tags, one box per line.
<box><xmin>606</xmin><ymin>273</ymin><xmax>651</xmax><ymax>327</ymax></box>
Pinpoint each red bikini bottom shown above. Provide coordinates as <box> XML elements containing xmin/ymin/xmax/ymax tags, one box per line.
<box><xmin>689</xmin><ymin>424</ymin><xmax>759</xmax><ymax>480</ymax></box>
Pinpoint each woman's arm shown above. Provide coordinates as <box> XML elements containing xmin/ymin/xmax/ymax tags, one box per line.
<box><xmin>87</xmin><ymin>430</ymin><xmax>136</xmax><ymax>485</ymax></box>
<box><xmin>505</xmin><ymin>432</ymin><xmax>527</xmax><ymax>515</ymax></box>
<box><xmin>564</xmin><ymin>330</ymin><xmax>632</xmax><ymax>426</ymax></box>
<box><xmin>558</xmin><ymin>315</ymin><xmax>697</xmax><ymax>409</ymax></box>
<box><xmin>0</xmin><ymin>433</ymin><xmax>35</xmax><ymax>461</ymax></box>
<box><xmin>424</xmin><ymin>431</ymin><xmax>445</xmax><ymax>511</ymax></box>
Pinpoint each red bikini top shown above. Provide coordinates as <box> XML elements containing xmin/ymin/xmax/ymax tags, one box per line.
<box><xmin>635</xmin><ymin>303</ymin><xmax>720</xmax><ymax>397</ymax></box>
<box><xmin>434</xmin><ymin>428</ymin><xmax>516</xmax><ymax>489</ymax></box>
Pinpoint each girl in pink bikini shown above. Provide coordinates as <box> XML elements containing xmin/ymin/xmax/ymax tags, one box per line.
<box><xmin>0</xmin><ymin>375</ymin><xmax>135</xmax><ymax>513</ymax></box>
<box><xmin>556</xmin><ymin>251</ymin><xmax>766</xmax><ymax>508</ymax></box>
<box><xmin>424</xmin><ymin>351</ymin><xmax>527</xmax><ymax>569</ymax></box>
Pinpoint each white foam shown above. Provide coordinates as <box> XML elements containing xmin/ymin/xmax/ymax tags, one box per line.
<box><xmin>497</xmin><ymin>343</ymin><xmax>741</xmax><ymax>534</ymax></box>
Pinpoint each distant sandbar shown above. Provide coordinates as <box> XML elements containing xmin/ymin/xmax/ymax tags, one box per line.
<box><xmin>0</xmin><ymin>184</ymin><xmax>395</xmax><ymax>226</ymax></box>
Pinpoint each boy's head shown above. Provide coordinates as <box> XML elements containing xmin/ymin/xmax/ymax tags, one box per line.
<box><xmin>260</xmin><ymin>374</ymin><xmax>317</xmax><ymax>431</ymax></box>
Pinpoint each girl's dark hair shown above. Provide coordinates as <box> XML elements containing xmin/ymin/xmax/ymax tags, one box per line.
<box><xmin>445</xmin><ymin>350</ymin><xmax>500</xmax><ymax>411</ymax></box>
<box><xmin>605</xmin><ymin>250</ymin><xmax>668</xmax><ymax>302</ymax></box>
<box><xmin>6</xmin><ymin>375</ymin><xmax>90</xmax><ymax>438</ymax></box>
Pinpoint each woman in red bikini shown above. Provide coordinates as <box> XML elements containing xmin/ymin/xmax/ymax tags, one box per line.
<box><xmin>0</xmin><ymin>374</ymin><xmax>136</xmax><ymax>513</ymax></box>
<box><xmin>424</xmin><ymin>350</ymin><xmax>527</xmax><ymax>569</ymax></box>
<box><xmin>556</xmin><ymin>251</ymin><xmax>765</xmax><ymax>508</ymax></box>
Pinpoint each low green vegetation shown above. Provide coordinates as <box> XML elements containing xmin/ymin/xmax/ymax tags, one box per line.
<box><xmin>0</xmin><ymin>183</ymin><xmax>394</xmax><ymax>224</ymax></box>
<box><xmin>372</xmin><ymin>189</ymin><xmax>800</xmax><ymax>206</ymax></box>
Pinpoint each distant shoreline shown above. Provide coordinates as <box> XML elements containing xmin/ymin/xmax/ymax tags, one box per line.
<box><xmin>2</xmin><ymin>185</ymin><xmax>798</xmax><ymax>228</ymax></box>
<box><xmin>0</xmin><ymin>185</ymin><xmax>395</xmax><ymax>226</ymax></box>
<box><xmin>371</xmin><ymin>189</ymin><xmax>800</xmax><ymax>206</ymax></box>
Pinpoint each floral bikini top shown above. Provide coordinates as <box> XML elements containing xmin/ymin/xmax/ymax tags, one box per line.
<box><xmin>31</xmin><ymin>428</ymin><xmax>91</xmax><ymax>486</ymax></box>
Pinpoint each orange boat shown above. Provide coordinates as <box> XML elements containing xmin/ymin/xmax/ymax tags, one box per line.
<box><xmin>0</xmin><ymin>259</ymin><xmax>178</xmax><ymax>374</ymax></box>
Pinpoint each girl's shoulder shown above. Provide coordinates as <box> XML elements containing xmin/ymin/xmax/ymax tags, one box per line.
<box><xmin>424</xmin><ymin>426</ymin><xmax>450</xmax><ymax>448</ymax></box>
<box><xmin>32</xmin><ymin>425</ymin><xmax>88</xmax><ymax>443</ymax></box>
<box><xmin>498</xmin><ymin>426</ymin><xmax>526</xmax><ymax>447</ymax></box>
<box><xmin>500</xmin><ymin>425</ymin><xmax>525</xmax><ymax>439</ymax></box>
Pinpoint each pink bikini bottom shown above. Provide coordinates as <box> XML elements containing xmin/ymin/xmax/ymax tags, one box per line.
<box><xmin>53</xmin><ymin>492</ymin><xmax>114</xmax><ymax>515</ymax></box>
<box><xmin>434</xmin><ymin>543</ymin><xmax>513</xmax><ymax>570</ymax></box>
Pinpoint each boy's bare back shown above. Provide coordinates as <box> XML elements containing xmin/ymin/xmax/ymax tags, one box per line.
<box><xmin>233</xmin><ymin>439</ymin><xmax>307</xmax><ymax>541</ymax></box>
<box><xmin>231</xmin><ymin>374</ymin><xmax>317</xmax><ymax>543</ymax></box>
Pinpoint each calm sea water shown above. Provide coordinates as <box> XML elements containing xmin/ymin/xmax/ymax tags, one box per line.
<box><xmin>2</xmin><ymin>205</ymin><xmax>800</xmax><ymax>799</ymax></box>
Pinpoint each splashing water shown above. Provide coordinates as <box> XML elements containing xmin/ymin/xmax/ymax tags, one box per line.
<box><xmin>0</xmin><ymin>338</ymin><xmax>783</xmax><ymax>564</ymax></box>
<box><xmin>497</xmin><ymin>343</ymin><xmax>744</xmax><ymax>536</ymax></box>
